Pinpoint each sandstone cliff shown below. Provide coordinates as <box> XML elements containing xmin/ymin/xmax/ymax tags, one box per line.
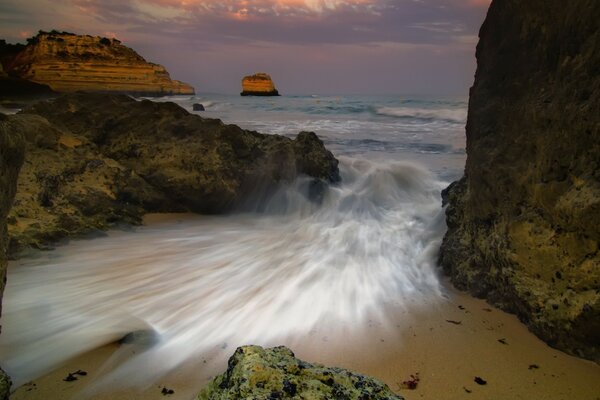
<box><xmin>4</xmin><ymin>31</ymin><xmax>194</xmax><ymax>96</ymax></box>
<box><xmin>0</xmin><ymin>114</ymin><xmax>26</xmax><ymax>398</ymax></box>
<box><xmin>241</xmin><ymin>72</ymin><xmax>280</xmax><ymax>96</ymax></box>
<box><xmin>8</xmin><ymin>93</ymin><xmax>339</xmax><ymax>255</ymax></box>
<box><xmin>440</xmin><ymin>0</ymin><xmax>600</xmax><ymax>362</ymax></box>
<box><xmin>198</xmin><ymin>346</ymin><xmax>403</xmax><ymax>400</ymax></box>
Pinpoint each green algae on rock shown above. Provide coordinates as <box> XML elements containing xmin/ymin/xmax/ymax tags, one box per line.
<box><xmin>0</xmin><ymin>113</ymin><xmax>26</xmax><ymax>398</ymax></box>
<box><xmin>198</xmin><ymin>346</ymin><xmax>403</xmax><ymax>400</ymax></box>
<box><xmin>440</xmin><ymin>0</ymin><xmax>600</xmax><ymax>362</ymax></box>
<box><xmin>8</xmin><ymin>93</ymin><xmax>339</xmax><ymax>255</ymax></box>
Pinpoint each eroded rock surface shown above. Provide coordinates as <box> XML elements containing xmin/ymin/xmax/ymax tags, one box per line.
<box><xmin>198</xmin><ymin>346</ymin><xmax>403</xmax><ymax>400</ymax></box>
<box><xmin>0</xmin><ymin>113</ymin><xmax>26</xmax><ymax>398</ymax></box>
<box><xmin>3</xmin><ymin>31</ymin><xmax>194</xmax><ymax>96</ymax></box>
<box><xmin>8</xmin><ymin>93</ymin><xmax>339</xmax><ymax>255</ymax></box>
<box><xmin>241</xmin><ymin>73</ymin><xmax>280</xmax><ymax>96</ymax></box>
<box><xmin>440</xmin><ymin>0</ymin><xmax>600</xmax><ymax>362</ymax></box>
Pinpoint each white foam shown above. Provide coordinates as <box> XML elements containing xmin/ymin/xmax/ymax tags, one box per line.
<box><xmin>0</xmin><ymin>157</ymin><xmax>447</xmax><ymax>389</ymax></box>
<box><xmin>376</xmin><ymin>106</ymin><xmax>467</xmax><ymax>123</ymax></box>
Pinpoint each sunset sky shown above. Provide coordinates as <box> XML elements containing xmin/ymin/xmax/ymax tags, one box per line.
<box><xmin>0</xmin><ymin>0</ymin><xmax>491</xmax><ymax>95</ymax></box>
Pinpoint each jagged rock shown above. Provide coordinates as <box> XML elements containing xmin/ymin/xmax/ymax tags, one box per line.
<box><xmin>8</xmin><ymin>93</ymin><xmax>339</xmax><ymax>255</ymax></box>
<box><xmin>241</xmin><ymin>73</ymin><xmax>280</xmax><ymax>96</ymax></box>
<box><xmin>7</xmin><ymin>112</ymin><xmax>171</xmax><ymax>256</ymax></box>
<box><xmin>193</xmin><ymin>103</ymin><xmax>205</xmax><ymax>111</ymax></box>
<box><xmin>198</xmin><ymin>346</ymin><xmax>403</xmax><ymax>400</ymax></box>
<box><xmin>4</xmin><ymin>31</ymin><xmax>194</xmax><ymax>96</ymax></box>
<box><xmin>440</xmin><ymin>0</ymin><xmax>600</xmax><ymax>362</ymax></box>
<box><xmin>0</xmin><ymin>113</ymin><xmax>26</xmax><ymax>399</ymax></box>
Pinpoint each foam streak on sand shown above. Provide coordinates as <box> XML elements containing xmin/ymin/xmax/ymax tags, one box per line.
<box><xmin>0</xmin><ymin>157</ymin><xmax>446</xmax><ymax>388</ymax></box>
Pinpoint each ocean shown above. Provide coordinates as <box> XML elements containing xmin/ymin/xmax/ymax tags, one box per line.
<box><xmin>0</xmin><ymin>94</ymin><xmax>469</xmax><ymax>389</ymax></box>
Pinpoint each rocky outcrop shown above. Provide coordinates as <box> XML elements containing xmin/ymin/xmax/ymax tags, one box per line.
<box><xmin>241</xmin><ymin>73</ymin><xmax>280</xmax><ymax>96</ymax></box>
<box><xmin>8</xmin><ymin>93</ymin><xmax>339</xmax><ymax>255</ymax></box>
<box><xmin>440</xmin><ymin>0</ymin><xmax>600</xmax><ymax>362</ymax></box>
<box><xmin>0</xmin><ymin>114</ymin><xmax>26</xmax><ymax>398</ymax></box>
<box><xmin>4</xmin><ymin>31</ymin><xmax>194</xmax><ymax>96</ymax></box>
<box><xmin>198</xmin><ymin>346</ymin><xmax>403</xmax><ymax>400</ymax></box>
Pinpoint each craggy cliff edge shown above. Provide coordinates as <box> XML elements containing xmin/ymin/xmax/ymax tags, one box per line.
<box><xmin>0</xmin><ymin>115</ymin><xmax>26</xmax><ymax>398</ymax></box>
<box><xmin>7</xmin><ymin>93</ymin><xmax>339</xmax><ymax>256</ymax></box>
<box><xmin>2</xmin><ymin>31</ymin><xmax>194</xmax><ymax>96</ymax></box>
<box><xmin>440</xmin><ymin>0</ymin><xmax>600</xmax><ymax>361</ymax></box>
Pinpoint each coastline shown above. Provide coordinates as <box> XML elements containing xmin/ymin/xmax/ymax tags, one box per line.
<box><xmin>7</xmin><ymin>214</ymin><xmax>600</xmax><ymax>400</ymax></box>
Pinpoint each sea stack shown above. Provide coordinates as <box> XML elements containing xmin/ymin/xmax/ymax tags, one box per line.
<box><xmin>3</xmin><ymin>31</ymin><xmax>195</xmax><ymax>96</ymax></box>
<box><xmin>440</xmin><ymin>0</ymin><xmax>600</xmax><ymax>362</ymax></box>
<box><xmin>240</xmin><ymin>72</ymin><xmax>280</xmax><ymax>96</ymax></box>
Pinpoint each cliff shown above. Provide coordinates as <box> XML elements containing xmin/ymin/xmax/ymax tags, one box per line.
<box><xmin>4</xmin><ymin>31</ymin><xmax>194</xmax><ymax>96</ymax></box>
<box><xmin>440</xmin><ymin>0</ymin><xmax>600</xmax><ymax>362</ymax></box>
<box><xmin>8</xmin><ymin>93</ymin><xmax>339</xmax><ymax>255</ymax></box>
<box><xmin>241</xmin><ymin>72</ymin><xmax>280</xmax><ymax>96</ymax></box>
<box><xmin>0</xmin><ymin>114</ymin><xmax>26</xmax><ymax>398</ymax></box>
<box><xmin>198</xmin><ymin>346</ymin><xmax>403</xmax><ymax>400</ymax></box>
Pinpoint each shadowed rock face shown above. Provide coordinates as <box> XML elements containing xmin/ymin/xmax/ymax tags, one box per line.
<box><xmin>440</xmin><ymin>0</ymin><xmax>600</xmax><ymax>362</ymax></box>
<box><xmin>0</xmin><ymin>114</ymin><xmax>26</xmax><ymax>398</ymax></box>
<box><xmin>198</xmin><ymin>346</ymin><xmax>403</xmax><ymax>400</ymax></box>
<box><xmin>4</xmin><ymin>32</ymin><xmax>194</xmax><ymax>96</ymax></box>
<box><xmin>8</xmin><ymin>93</ymin><xmax>339</xmax><ymax>255</ymax></box>
<box><xmin>241</xmin><ymin>73</ymin><xmax>280</xmax><ymax>96</ymax></box>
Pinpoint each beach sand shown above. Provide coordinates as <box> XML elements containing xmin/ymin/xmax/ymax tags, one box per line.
<box><xmin>10</xmin><ymin>282</ymin><xmax>600</xmax><ymax>400</ymax></box>
<box><xmin>8</xmin><ymin>215</ymin><xmax>600</xmax><ymax>399</ymax></box>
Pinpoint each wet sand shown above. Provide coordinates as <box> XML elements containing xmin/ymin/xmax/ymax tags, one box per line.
<box><xmin>11</xmin><ymin>283</ymin><xmax>600</xmax><ymax>400</ymax></box>
<box><xmin>8</xmin><ymin>214</ymin><xmax>600</xmax><ymax>399</ymax></box>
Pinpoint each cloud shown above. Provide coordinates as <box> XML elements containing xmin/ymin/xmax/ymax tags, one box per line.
<box><xmin>0</xmin><ymin>0</ymin><xmax>490</xmax><ymax>94</ymax></box>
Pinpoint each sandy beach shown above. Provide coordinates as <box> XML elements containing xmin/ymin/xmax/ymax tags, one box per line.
<box><xmin>10</xmin><ymin>258</ymin><xmax>600</xmax><ymax>400</ymax></box>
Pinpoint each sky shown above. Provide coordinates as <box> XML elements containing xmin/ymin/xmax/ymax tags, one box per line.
<box><xmin>0</xmin><ymin>0</ymin><xmax>491</xmax><ymax>95</ymax></box>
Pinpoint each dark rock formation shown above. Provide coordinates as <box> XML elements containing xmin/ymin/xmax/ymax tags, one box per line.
<box><xmin>440</xmin><ymin>0</ymin><xmax>600</xmax><ymax>362</ymax></box>
<box><xmin>0</xmin><ymin>114</ymin><xmax>26</xmax><ymax>398</ymax></box>
<box><xmin>198</xmin><ymin>345</ymin><xmax>403</xmax><ymax>400</ymax></box>
<box><xmin>0</xmin><ymin>75</ymin><xmax>55</xmax><ymax>100</ymax></box>
<box><xmin>3</xmin><ymin>31</ymin><xmax>194</xmax><ymax>96</ymax></box>
<box><xmin>240</xmin><ymin>73</ymin><xmax>280</xmax><ymax>96</ymax></box>
<box><xmin>8</xmin><ymin>93</ymin><xmax>339</xmax><ymax>255</ymax></box>
<box><xmin>192</xmin><ymin>103</ymin><xmax>205</xmax><ymax>111</ymax></box>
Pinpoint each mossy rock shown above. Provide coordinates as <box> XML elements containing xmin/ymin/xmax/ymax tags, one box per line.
<box><xmin>198</xmin><ymin>346</ymin><xmax>403</xmax><ymax>400</ymax></box>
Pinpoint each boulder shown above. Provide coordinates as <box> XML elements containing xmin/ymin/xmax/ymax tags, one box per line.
<box><xmin>440</xmin><ymin>0</ymin><xmax>600</xmax><ymax>362</ymax></box>
<box><xmin>4</xmin><ymin>31</ymin><xmax>194</xmax><ymax>96</ymax></box>
<box><xmin>0</xmin><ymin>113</ymin><xmax>26</xmax><ymax>398</ymax></box>
<box><xmin>193</xmin><ymin>103</ymin><xmax>205</xmax><ymax>111</ymax></box>
<box><xmin>241</xmin><ymin>73</ymin><xmax>280</xmax><ymax>96</ymax></box>
<box><xmin>8</xmin><ymin>93</ymin><xmax>339</xmax><ymax>255</ymax></box>
<box><xmin>198</xmin><ymin>346</ymin><xmax>403</xmax><ymax>400</ymax></box>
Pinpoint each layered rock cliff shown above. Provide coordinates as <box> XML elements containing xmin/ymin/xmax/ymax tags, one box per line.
<box><xmin>4</xmin><ymin>31</ymin><xmax>194</xmax><ymax>96</ymax></box>
<box><xmin>440</xmin><ymin>0</ymin><xmax>600</xmax><ymax>362</ymax></box>
<box><xmin>0</xmin><ymin>114</ymin><xmax>26</xmax><ymax>398</ymax></box>
<box><xmin>198</xmin><ymin>346</ymin><xmax>403</xmax><ymax>400</ymax></box>
<box><xmin>241</xmin><ymin>72</ymin><xmax>280</xmax><ymax>96</ymax></box>
<box><xmin>8</xmin><ymin>93</ymin><xmax>339</xmax><ymax>255</ymax></box>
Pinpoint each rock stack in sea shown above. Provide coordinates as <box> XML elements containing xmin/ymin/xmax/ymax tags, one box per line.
<box><xmin>2</xmin><ymin>31</ymin><xmax>194</xmax><ymax>96</ymax></box>
<box><xmin>0</xmin><ymin>114</ymin><xmax>26</xmax><ymax>399</ymax></box>
<box><xmin>440</xmin><ymin>0</ymin><xmax>600</xmax><ymax>362</ymax></box>
<box><xmin>240</xmin><ymin>72</ymin><xmax>280</xmax><ymax>96</ymax></box>
<box><xmin>198</xmin><ymin>345</ymin><xmax>403</xmax><ymax>400</ymax></box>
<box><xmin>7</xmin><ymin>93</ymin><xmax>339</xmax><ymax>256</ymax></box>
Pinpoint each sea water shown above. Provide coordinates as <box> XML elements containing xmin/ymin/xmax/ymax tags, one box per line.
<box><xmin>0</xmin><ymin>94</ymin><xmax>468</xmax><ymax>388</ymax></box>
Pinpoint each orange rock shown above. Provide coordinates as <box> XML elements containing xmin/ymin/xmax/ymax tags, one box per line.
<box><xmin>6</xmin><ymin>31</ymin><xmax>194</xmax><ymax>96</ymax></box>
<box><xmin>241</xmin><ymin>73</ymin><xmax>280</xmax><ymax>96</ymax></box>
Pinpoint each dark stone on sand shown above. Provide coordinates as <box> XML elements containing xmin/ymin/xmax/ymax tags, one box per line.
<box><xmin>439</xmin><ymin>0</ymin><xmax>600</xmax><ymax>362</ymax></box>
<box><xmin>197</xmin><ymin>345</ymin><xmax>403</xmax><ymax>399</ymax></box>
<box><xmin>7</xmin><ymin>92</ymin><xmax>339</xmax><ymax>255</ymax></box>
